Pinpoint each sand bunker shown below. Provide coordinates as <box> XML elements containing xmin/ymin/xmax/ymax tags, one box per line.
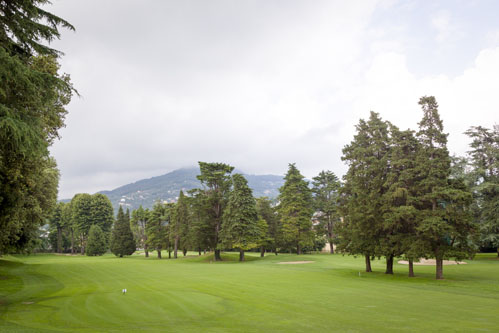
<box><xmin>277</xmin><ymin>261</ymin><xmax>314</xmax><ymax>265</ymax></box>
<box><xmin>398</xmin><ymin>259</ymin><xmax>467</xmax><ymax>266</ymax></box>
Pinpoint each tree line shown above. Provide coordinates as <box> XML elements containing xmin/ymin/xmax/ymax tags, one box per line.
<box><xmin>46</xmin><ymin>99</ymin><xmax>497</xmax><ymax>281</ymax></box>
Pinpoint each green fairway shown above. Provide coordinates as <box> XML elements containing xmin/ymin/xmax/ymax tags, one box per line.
<box><xmin>1</xmin><ymin>253</ymin><xmax>498</xmax><ymax>332</ymax></box>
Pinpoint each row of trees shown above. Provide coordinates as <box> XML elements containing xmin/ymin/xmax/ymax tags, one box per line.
<box><xmin>337</xmin><ymin>96</ymin><xmax>497</xmax><ymax>279</ymax></box>
<box><xmin>120</xmin><ymin>162</ymin><xmax>339</xmax><ymax>261</ymax></box>
<box><xmin>48</xmin><ymin>193</ymin><xmax>136</xmax><ymax>257</ymax></box>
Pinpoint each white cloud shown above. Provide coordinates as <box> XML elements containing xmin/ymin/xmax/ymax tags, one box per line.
<box><xmin>47</xmin><ymin>1</ymin><xmax>499</xmax><ymax>199</ymax></box>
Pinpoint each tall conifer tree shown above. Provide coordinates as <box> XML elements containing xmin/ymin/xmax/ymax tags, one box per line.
<box><xmin>196</xmin><ymin>162</ymin><xmax>234</xmax><ymax>261</ymax></box>
<box><xmin>338</xmin><ymin>112</ymin><xmax>390</xmax><ymax>272</ymax></box>
<box><xmin>415</xmin><ymin>96</ymin><xmax>474</xmax><ymax>279</ymax></box>
<box><xmin>221</xmin><ymin>174</ymin><xmax>260</xmax><ymax>261</ymax></box>
<box><xmin>110</xmin><ymin>206</ymin><xmax>136</xmax><ymax>257</ymax></box>
<box><xmin>277</xmin><ymin>163</ymin><xmax>314</xmax><ymax>254</ymax></box>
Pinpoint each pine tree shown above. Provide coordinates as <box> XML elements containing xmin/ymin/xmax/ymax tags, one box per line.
<box><xmin>221</xmin><ymin>174</ymin><xmax>260</xmax><ymax>261</ymax></box>
<box><xmin>382</xmin><ymin>126</ymin><xmax>420</xmax><ymax>276</ymax></box>
<box><xmin>110</xmin><ymin>206</ymin><xmax>136</xmax><ymax>257</ymax></box>
<box><xmin>415</xmin><ymin>96</ymin><xmax>474</xmax><ymax>279</ymax></box>
<box><xmin>86</xmin><ymin>225</ymin><xmax>107</xmax><ymax>256</ymax></box>
<box><xmin>465</xmin><ymin>125</ymin><xmax>499</xmax><ymax>256</ymax></box>
<box><xmin>196</xmin><ymin>162</ymin><xmax>234</xmax><ymax>261</ymax></box>
<box><xmin>338</xmin><ymin>112</ymin><xmax>391</xmax><ymax>272</ymax></box>
<box><xmin>312</xmin><ymin>170</ymin><xmax>341</xmax><ymax>254</ymax></box>
<box><xmin>277</xmin><ymin>163</ymin><xmax>314</xmax><ymax>254</ymax></box>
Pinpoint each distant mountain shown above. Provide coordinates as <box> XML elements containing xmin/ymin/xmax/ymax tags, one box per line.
<box><xmin>95</xmin><ymin>167</ymin><xmax>284</xmax><ymax>213</ymax></box>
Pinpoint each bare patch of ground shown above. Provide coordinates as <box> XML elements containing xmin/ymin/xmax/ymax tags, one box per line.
<box><xmin>398</xmin><ymin>259</ymin><xmax>467</xmax><ymax>265</ymax></box>
<box><xmin>277</xmin><ymin>261</ymin><xmax>314</xmax><ymax>265</ymax></box>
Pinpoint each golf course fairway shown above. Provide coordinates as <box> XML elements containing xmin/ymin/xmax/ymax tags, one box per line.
<box><xmin>1</xmin><ymin>252</ymin><xmax>498</xmax><ymax>332</ymax></box>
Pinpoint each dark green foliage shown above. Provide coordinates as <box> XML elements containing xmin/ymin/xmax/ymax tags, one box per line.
<box><xmin>312</xmin><ymin>170</ymin><xmax>341</xmax><ymax>254</ymax></box>
<box><xmin>256</xmin><ymin>197</ymin><xmax>280</xmax><ymax>254</ymax></box>
<box><xmin>414</xmin><ymin>96</ymin><xmax>474</xmax><ymax>279</ymax></box>
<box><xmin>196</xmin><ymin>162</ymin><xmax>234</xmax><ymax>260</ymax></box>
<box><xmin>0</xmin><ymin>2</ymin><xmax>74</xmax><ymax>254</ymax></box>
<box><xmin>465</xmin><ymin>125</ymin><xmax>499</xmax><ymax>255</ymax></box>
<box><xmin>221</xmin><ymin>174</ymin><xmax>260</xmax><ymax>260</ymax></box>
<box><xmin>277</xmin><ymin>163</ymin><xmax>314</xmax><ymax>254</ymax></box>
<box><xmin>381</xmin><ymin>127</ymin><xmax>420</xmax><ymax>275</ymax></box>
<box><xmin>86</xmin><ymin>225</ymin><xmax>107</xmax><ymax>256</ymax></box>
<box><xmin>338</xmin><ymin>112</ymin><xmax>391</xmax><ymax>271</ymax></box>
<box><xmin>110</xmin><ymin>206</ymin><xmax>136</xmax><ymax>257</ymax></box>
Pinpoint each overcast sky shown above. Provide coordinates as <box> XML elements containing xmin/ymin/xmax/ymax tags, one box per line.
<box><xmin>47</xmin><ymin>0</ymin><xmax>499</xmax><ymax>199</ymax></box>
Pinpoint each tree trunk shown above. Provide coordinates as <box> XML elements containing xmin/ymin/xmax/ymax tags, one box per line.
<box><xmin>328</xmin><ymin>215</ymin><xmax>334</xmax><ymax>254</ymax></box>
<box><xmin>168</xmin><ymin>249</ymin><xmax>171</xmax><ymax>259</ymax></box>
<box><xmin>174</xmin><ymin>236</ymin><xmax>178</xmax><ymax>259</ymax></box>
<box><xmin>70</xmin><ymin>229</ymin><xmax>74</xmax><ymax>255</ymax></box>
<box><xmin>57</xmin><ymin>227</ymin><xmax>62</xmax><ymax>253</ymax></box>
<box><xmin>385</xmin><ymin>254</ymin><xmax>394</xmax><ymax>274</ymax></box>
<box><xmin>297</xmin><ymin>244</ymin><xmax>301</xmax><ymax>255</ymax></box>
<box><xmin>183</xmin><ymin>248</ymin><xmax>187</xmax><ymax>256</ymax></box>
<box><xmin>408</xmin><ymin>259</ymin><xmax>415</xmax><ymax>277</ymax></box>
<box><xmin>198</xmin><ymin>249</ymin><xmax>202</xmax><ymax>256</ymax></box>
<box><xmin>80</xmin><ymin>235</ymin><xmax>85</xmax><ymax>255</ymax></box>
<box><xmin>214</xmin><ymin>249</ymin><xmax>222</xmax><ymax>261</ymax></box>
<box><xmin>145</xmin><ymin>244</ymin><xmax>149</xmax><ymax>258</ymax></box>
<box><xmin>157</xmin><ymin>249</ymin><xmax>162</xmax><ymax>259</ymax></box>
<box><xmin>436</xmin><ymin>257</ymin><xmax>444</xmax><ymax>279</ymax></box>
<box><xmin>497</xmin><ymin>247</ymin><xmax>499</xmax><ymax>258</ymax></box>
<box><xmin>203</xmin><ymin>249</ymin><xmax>207</xmax><ymax>255</ymax></box>
<box><xmin>365</xmin><ymin>255</ymin><xmax>372</xmax><ymax>272</ymax></box>
<box><xmin>260</xmin><ymin>246</ymin><xmax>265</xmax><ymax>257</ymax></box>
<box><xmin>239</xmin><ymin>249</ymin><xmax>245</xmax><ymax>261</ymax></box>
<box><xmin>274</xmin><ymin>248</ymin><xmax>278</xmax><ymax>255</ymax></box>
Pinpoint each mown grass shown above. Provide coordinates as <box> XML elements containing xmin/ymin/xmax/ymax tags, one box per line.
<box><xmin>1</xmin><ymin>251</ymin><xmax>498</xmax><ymax>332</ymax></box>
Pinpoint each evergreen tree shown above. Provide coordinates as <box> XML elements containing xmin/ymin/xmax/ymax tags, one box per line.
<box><xmin>256</xmin><ymin>197</ymin><xmax>280</xmax><ymax>256</ymax></box>
<box><xmin>415</xmin><ymin>96</ymin><xmax>474</xmax><ymax>279</ymax></box>
<box><xmin>312</xmin><ymin>170</ymin><xmax>341</xmax><ymax>254</ymax></box>
<box><xmin>338</xmin><ymin>112</ymin><xmax>391</xmax><ymax>272</ymax></box>
<box><xmin>221</xmin><ymin>174</ymin><xmax>260</xmax><ymax>261</ymax></box>
<box><xmin>277</xmin><ymin>163</ymin><xmax>314</xmax><ymax>254</ymax></box>
<box><xmin>382</xmin><ymin>126</ymin><xmax>420</xmax><ymax>276</ymax></box>
<box><xmin>86</xmin><ymin>225</ymin><xmax>107</xmax><ymax>256</ymax></box>
<box><xmin>110</xmin><ymin>206</ymin><xmax>136</xmax><ymax>257</ymax></box>
<box><xmin>0</xmin><ymin>2</ymin><xmax>74</xmax><ymax>254</ymax></box>
<box><xmin>465</xmin><ymin>125</ymin><xmax>499</xmax><ymax>256</ymax></box>
<box><xmin>196</xmin><ymin>162</ymin><xmax>234</xmax><ymax>261</ymax></box>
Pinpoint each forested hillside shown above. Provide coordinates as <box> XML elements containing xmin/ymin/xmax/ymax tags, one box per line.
<box><xmin>89</xmin><ymin>168</ymin><xmax>284</xmax><ymax>212</ymax></box>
